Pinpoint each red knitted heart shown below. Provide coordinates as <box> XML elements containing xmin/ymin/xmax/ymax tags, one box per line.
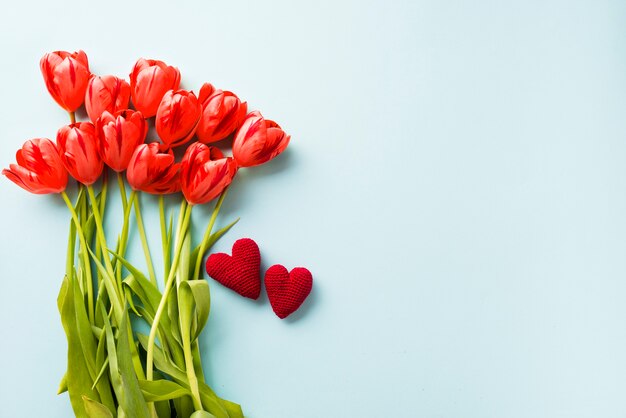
<box><xmin>205</xmin><ymin>238</ymin><xmax>261</xmax><ymax>299</ymax></box>
<box><xmin>265</xmin><ymin>265</ymin><xmax>313</xmax><ymax>319</ymax></box>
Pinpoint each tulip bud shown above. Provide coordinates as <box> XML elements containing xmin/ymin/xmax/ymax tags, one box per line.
<box><xmin>40</xmin><ymin>50</ymin><xmax>91</xmax><ymax>112</ymax></box>
<box><xmin>130</xmin><ymin>58</ymin><xmax>181</xmax><ymax>117</ymax></box>
<box><xmin>2</xmin><ymin>138</ymin><xmax>68</xmax><ymax>194</ymax></box>
<box><xmin>181</xmin><ymin>143</ymin><xmax>237</xmax><ymax>205</ymax></box>
<box><xmin>155</xmin><ymin>89</ymin><xmax>201</xmax><ymax>149</ymax></box>
<box><xmin>56</xmin><ymin>122</ymin><xmax>103</xmax><ymax>185</ymax></box>
<box><xmin>232</xmin><ymin>111</ymin><xmax>290</xmax><ymax>167</ymax></box>
<box><xmin>96</xmin><ymin>110</ymin><xmax>148</xmax><ymax>172</ymax></box>
<box><xmin>85</xmin><ymin>75</ymin><xmax>131</xmax><ymax>122</ymax></box>
<box><xmin>126</xmin><ymin>143</ymin><xmax>180</xmax><ymax>194</ymax></box>
<box><xmin>196</xmin><ymin>83</ymin><xmax>247</xmax><ymax>144</ymax></box>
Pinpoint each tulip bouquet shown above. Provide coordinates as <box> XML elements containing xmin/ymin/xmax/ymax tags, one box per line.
<box><xmin>3</xmin><ymin>50</ymin><xmax>290</xmax><ymax>418</ymax></box>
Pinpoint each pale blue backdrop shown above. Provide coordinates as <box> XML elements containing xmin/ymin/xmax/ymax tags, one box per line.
<box><xmin>1</xmin><ymin>1</ymin><xmax>625</xmax><ymax>417</ymax></box>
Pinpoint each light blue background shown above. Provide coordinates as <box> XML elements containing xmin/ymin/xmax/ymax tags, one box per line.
<box><xmin>1</xmin><ymin>1</ymin><xmax>626</xmax><ymax>417</ymax></box>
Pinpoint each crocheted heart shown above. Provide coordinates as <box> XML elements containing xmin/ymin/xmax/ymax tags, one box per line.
<box><xmin>205</xmin><ymin>238</ymin><xmax>261</xmax><ymax>299</ymax></box>
<box><xmin>265</xmin><ymin>265</ymin><xmax>313</xmax><ymax>319</ymax></box>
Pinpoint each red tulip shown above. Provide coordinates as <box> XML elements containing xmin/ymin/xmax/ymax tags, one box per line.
<box><xmin>56</xmin><ymin>122</ymin><xmax>103</xmax><ymax>185</ymax></box>
<box><xmin>206</xmin><ymin>146</ymin><xmax>224</xmax><ymax>160</ymax></box>
<box><xmin>232</xmin><ymin>111</ymin><xmax>290</xmax><ymax>167</ymax></box>
<box><xmin>130</xmin><ymin>58</ymin><xmax>181</xmax><ymax>117</ymax></box>
<box><xmin>85</xmin><ymin>75</ymin><xmax>131</xmax><ymax>122</ymax></box>
<box><xmin>40</xmin><ymin>50</ymin><xmax>91</xmax><ymax>112</ymax></box>
<box><xmin>196</xmin><ymin>83</ymin><xmax>247</xmax><ymax>144</ymax></box>
<box><xmin>155</xmin><ymin>89</ymin><xmax>201</xmax><ymax>149</ymax></box>
<box><xmin>126</xmin><ymin>143</ymin><xmax>180</xmax><ymax>194</ymax></box>
<box><xmin>2</xmin><ymin>138</ymin><xmax>68</xmax><ymax>194</ymax></box>
<box><xmin>181</xmin><ymin>142</ymin><xmax>237</xmax><ymax>205</ymax></box>
<box><xmin>96</xmin><ymin>110</ymin><xmax>148</xmax><ymax>172</ymax></box>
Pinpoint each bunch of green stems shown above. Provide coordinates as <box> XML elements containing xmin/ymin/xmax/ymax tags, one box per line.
<box><xmin>58</xmin><ymin>170</ymin><xmax>243</xmax><ymax>418</ymax></box>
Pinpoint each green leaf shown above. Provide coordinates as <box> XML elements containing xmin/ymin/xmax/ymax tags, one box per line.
<box><xmin>154</xmin><ymin>400</ymin><xmax>171</xmax><ymax>418</ymax></box>
<box><xmin>88</xmin><ymin>247</ymin><xmax>123</xmax><ymax>322</ymax></box>
<box><xmin>90</xmin><ymin>357</ymin><xmax>109</xmax><ymax>391</ymax></box>
<box><xmin>138</xmin><ymin>379</ymin><xmax>191</xmax><ymax>402</ymax></box>
<box><xmin>218</xmin><ymin>399</ymin><xmax>244</xmax><ymax>418</ymax></box>
<box><xmin>190</xmin><ymin>411</ymin><xmax>217</xmax><ymax>418</ymax></box>
<box><xmin>124</xmin><ymin>284</ymin><xmax>141</xmax><ymax>317</ymax></box>
<box><xmin>137</xmin><ymin>334</ymin><xmax>187</xmax><ymax>382</ymax></box>
<box><xmin>189</xmin><ymin>281</ymin><xmax>210</xmax><ymax>340</ymax></box>
<box><xmin>174</xmin><ymin>396</ymin><xmax>195</xmax><ymax>418</ymax></box>
<box><xmin>57</xmin><ymin>273</ymin><xmax>101</xmax><ymax>418</ymax></box>
<box><xmin>93</xmin><ymin>302</ymin><xmax>116</xmax><ymax>411</ymax></box>
<box><xmin>177</xmin><ymin>281</ymin><xmax>194</xmax><ymax>344</ymax></box>
<box><xmin>136</xmin><ymin>335</ymin><xmax>238</xmax><ymax>418</ymax></box>
<box><xmin>82</xmin><ymin>396</ymin><xmax>114</xmax><ymax>418</ymax></box>
<box><xmin>57</xmin><ymin>372</ymin><xmax>68</xmax><ymax>395</ymax></box>
<box><xmin>119</xmin><ymin>257</ymin><xmax>185</xmax><ymax>367</ymax></box>
<box><xmin>101</xmin><ymin>306</ymin><xmax>152</xmax><ymax>418</ymax></box>
<box><xmin>72</xmin><ymin>274</ymin><xmax>98</xmax><ymax>381</ymax></box>
<box><xmin>116</xmin><ymin>314</ymin><xmax>152</xmax><ymax>418</ymax></box>
<box><xmin>135</xmin><ymin>305</ymin><xmax>185</xmax><ymax>370</ymax></box>
<box><xmin>117</xmin><ymin>405</ymin><xmax>127</xmax><ymax>418</ymax></box>
<box><xmin>110</xmin><ymin>250</ymin><xmax>151</xmax><ymax>292</ymax></box>
<box><xmin>167</xmin><ymin>283</ymin><xmax>182</xmax><ymax>346</ymax></box>
<box><xmin>178</xmin><ymin>280</ymin><xmax>211</xmax><ymax>341</ymax></box>
<box><xmin>190</xmin><ymin>218</ymin><xmax>240</xmax><ymax>278</ymax></box>
<box><xmin>197</xmin><ymin>387</ymin><xmax>241</xmax><ymax>418</ymax></box>
<box><xmin>191</xmin><ymin>341</ymin><xmax>206</xmax><ymax>385</ymax></box>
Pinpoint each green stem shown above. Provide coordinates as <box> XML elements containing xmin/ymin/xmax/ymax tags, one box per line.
<box><xmin>69</xmin><ymin>112</ymin><xmax>76</xmax><ymax>124</ymax></box>
<box><xmin>117</xmin><ymin>191</ymin><xmax>137</xmax><ymax>288</ymax></box>
<box><xmin>146</xmin><ymin>201</ymin><xmax>192</xmax><ymax>381</ymax></box>
<box><xmin>192</xmin><ymin>190</ymin><xmax>228</xmax><ymax>280</ymax></box>
<box><xmin>87</xmin><ymin>186</ymin><xmax>117</xmax><ymax>281</ymax></box>
<box><xmin>65</xmin><ymin>217</ymin><xmax>75</xmax><ymax>281</ymax></box>
<box><xmin>100</xmin><ymin>171</ymin><xmax>108</xmax><ymax>215</ymax></box>
<box><xmin>134</xmin><ymin>194</ymin><xmax>158</xmax><ymax>286</ymax></box>
<box><xmin>178</xmin><ymin>232</ymin><xmax>204</xmax><ymax>411</ymax></box>
<box><xmin>83</xmin><ymin>187</ymin><xmax>125</xmax><ymax>323</ymax></box>
<box><xmin>182</xmin><ymin>328</ymin><xmax>203</xmax><ymax>410</ymax></box>
<box><xmin>159</xmin><ymin>195</ymin><xmax>170</xmax><ymax>277</ymax></box>
<box><xmin>61</xmin><ymin>191</ymin><xmax>95</xmax><ymax>323</ymax></box>
<box><xmin>98</xmin><ymin>173</ymin><xmax>109</xmax><ymax>289</ymax></box>
<box><xmin>116</xmin><ymin>172</ymin><xmax>128</xmax><ymax>212</ymax></box>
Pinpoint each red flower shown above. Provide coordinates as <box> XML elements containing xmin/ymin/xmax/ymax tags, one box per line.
<box><xmin>130</xmin><ymin>58</ymin><xmax>181</xmax><ymax>117</ymax></box>
<box><xmin>207</xmin><ymin>146</ymin><xmax>224</xmax><ymax>160</ymax></box>
<box><xmin>96</xmin><ymin>110</ymin><xmax>148</xmax><ymax>172</ymax></box>
<box><xmin>126</xmin><ymin>143</ymin><xmax>180</xmax><ymax>194</ymax></box>
<box><xmin>196</xmin><ymin>83</ymin><xmax>247</xmax><ymax>144</ymax></box>
<box><xmin>181</xmin><ymin>142</ymin><xmax>237</xmax><ymax>205</ymax></box>
<box><xmin>2</xmin><ymin>138</ymin><xmax>68</xmax><ymax>194</ymax></box>
<box><xmin>40</xmin><ymin>50</ymin><xmax>91</xmax><ymax>112</ymax></box>
<box><xmin>85</xmin><ymin>75</ymin><xmax>131</xmax><ymax>122</ymax></box>
<box><xmin>155</xmin><ymin>89</ymin><xmax>201</xmax><ymax>149</ymax></box>
<box><xmin>56</xmin><ymin>122</ymin><xmax>103</xmax><ymax>185</ymax></box>
<box><xmin>232</xmin><ymin>111</ymin><xmax>290</xmax><ymax>167</ymax></box>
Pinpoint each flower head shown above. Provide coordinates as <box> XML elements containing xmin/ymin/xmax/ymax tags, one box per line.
<box><xmin>56</xmin><ymin>122</ymin><xmax>103</xmax><ymax>185</ymax></box>
<box><xmin>96</xmin><ymin>110</ymin><xmax>148</xmax><ymax>172</ymax></box>
<box><xmin>2</xmin><ymin>138</ymin><xmax>68</xmax><ymax>194</ymax></box>
<box><xmin>156</xmin><ymin>89</ymin><xmax>201</xmax><ymax>149</ymax></box>
<box><xmin>40</xmin><ymin>50</ymin><xmax>91</xmax><ymax>112</ymax></box>
<box><xmin>126</xmin><ymin>143</ymin><xmax>180</xmax><ymax>194</ymax></box>
<box><xmin>181</xmin><ymin>142</ymin><xmax>237</xmax><ymax>205</ymax></box>
<box><xmin>196</xmin><ymin>83</ymin><xmax>247</xmax><ymax>144</ymax></box>
<box><xmin>85</xmin><ymin>75</ymin><xmax>130</xmax><ymax>122</ymax></box>
<box><xmin>232</xmin><ymin>111</ymin><xmax>290</xmax><ymax>167</ymax></box>
<box><xmin>130</xmin><ymin>58</ymin><xmax>181</xmax><ymax>117</ymax></box>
